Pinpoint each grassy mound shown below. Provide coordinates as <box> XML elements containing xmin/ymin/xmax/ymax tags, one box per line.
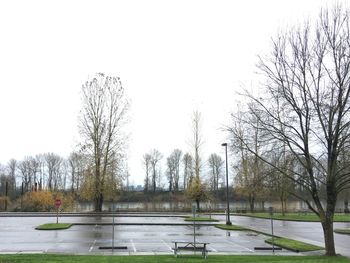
<box><xmin>215</xmin><ymin>224</ymin><xmax>249</xmax><ymax>231</ymax></box>
<box><xmin>265</xmin><ymin>237</ymin><xmax>324</xmax><ymax>252</ymax></box>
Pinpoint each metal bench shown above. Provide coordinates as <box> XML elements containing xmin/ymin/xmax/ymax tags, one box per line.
<box><xmin>173</xmin><ymin>241</ymin><xmax>209</xmax><ymax>259</ymax></box>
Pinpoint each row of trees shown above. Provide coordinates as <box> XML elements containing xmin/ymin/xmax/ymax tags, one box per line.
<box><xmin>142</xmin><ymin>149</ymin><xmax>224</xmax><ymax>193</ymax></box>
<box><xmin>0</xmin><ymin>153</ymin><xmax>82</xmax><ymax>197</ymax></box>
<box><xmin>141</xmin><ymin>111</ymin><xmax>225</xmax><ymax>210</ymax></box>
<box><xmin>0</xmin><ymin>151</ymin><xmax>122</xmax><ymax>200</ymax></box>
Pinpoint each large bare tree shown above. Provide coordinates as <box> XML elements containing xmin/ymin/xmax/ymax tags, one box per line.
<box><xmin>79</xmin><ymin>73</ymin><xmax>129</xmax><ymax>212</ymax></box>
<box><xmin>230</xmin><ymin>5</ymin><xmax>350</xmax><ymax>255</ymax></box>
<box><xmin>186</xmin><ymin>111</ymin><xmax>207</xmax><ymax>210</ymax></box>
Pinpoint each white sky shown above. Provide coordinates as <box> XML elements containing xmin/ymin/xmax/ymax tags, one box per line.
<box><xmin>0</xmin><ymin>0</ymin><xmax>343</xmax><ymax>185</ymax></box>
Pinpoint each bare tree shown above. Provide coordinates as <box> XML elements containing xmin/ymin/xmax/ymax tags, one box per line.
<box><xmin>68</xmin><ymin>152</ymin><xmax>85</xmax><ymax>193</ymax></box>
<box><xmin>143</xmin><ymin>153</ymin><xmax>152</xmax><ymax>192</ymax></box>
<box><xmin>186</xmin><ymin>111</ymin><xmax>207</xmax><ymax>210</ymax></box>
<box><xmin>7</xmin><ymin>159</ymin><xmax>17</xmax><ymax>196</ymax></box>
<box><xmin>166</xmin><ymin>156</ymin><xmax>174</xmax><ymax>192</ymax></box>
<box><xmin>44</xmin><ymin>153</ymin><xmax>63</xmax><ymax>191</ymax></box>
<box><xmin>266</xmin><ymin>149</ymin><xmax>295</xmax><ymax>215</ymax></box>
<box><xmin>79</xmin><ymin>73</ymin><xmax>129</xmax><ymax>212</ymax></box>
<box><xmin>192</xmin><ymin>111</ymin><xmax>203</xmax><ymax>179</ymax></box>
<box><xmin>0</xmin><ymin>164</ymin><xmax>7</xmax><ymax>197</ymax></box>
<box><xmin>230</xmin><ymin>5</ymin><xmax>350</xmax><ymax>255</ymax></box>
<box><xmin>149</xmin><ymin>149</ymin><xmax>163</xmax><ymax>192</ymax></box>
<box><xmin>166</xmin><ymin>149</ymin><xmax>182</xmax><ymax>192</ymax></box>
<box><xmin>229</xmin><ymin>105</ymin><xmax>268</xmax><ymax>213</ymax></box>
<box><xmin>208</xmin><ymin>153</ymin><xmax>224</xmax><ymax>193</ymax></box>
<box><xmin>35</xmin><ymin>154</ymin><xmax>45</xmax><ymax>191</ymax></box>
<box><xmin>182</xmin><ymin>153</ymin><xmax>193</xmax><ymax>190</ymax></box>
<box><xmin>18</xmin><ymin>156</ymin><xmax>38</xmax><ymax>192</ymax></box>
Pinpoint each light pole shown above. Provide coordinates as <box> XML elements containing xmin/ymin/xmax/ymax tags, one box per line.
<box><xmin>221</xmin><ymin>143</ymin><xmax>232</xmax><ymax>225</ymax></box>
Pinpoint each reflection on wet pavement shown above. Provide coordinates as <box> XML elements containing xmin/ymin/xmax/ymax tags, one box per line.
<box><xmin>1</xmin><ymin>214</ymin><xmax>346</xmax><ymax>256</ymax></box>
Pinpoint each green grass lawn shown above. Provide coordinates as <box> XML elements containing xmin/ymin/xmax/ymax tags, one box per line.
<box><xmin>35</xmin><ymin>223</ymin><xmax>72</xmax><ymax>230</ymax></box>
<box><xmin>215</xmin><ymin>224</ymin><xmax>323</xmax><ymax>252</ymax></box>
<box><xmin>0</xmin><ymin>254</ymin><xmax>349</xmax><ymax>263</ymax></box>
<box><xmin>334</xmin><ymin>228</ymin><xmax>350</xmax><ymax>235</ymax></box>
<box><xmin>265</xmin><ymin>237</ymin><xmax>324</xmax><ymax>252</ymax></box>
<box><xmin>184</xmin><ymin>217</ymin><xmax>219</xmax><ymax>222</ymax></box>
<box><xmin>235</xmin><ymin>213</ymin><xmax>350</xmax><ymax>222</ymax></box>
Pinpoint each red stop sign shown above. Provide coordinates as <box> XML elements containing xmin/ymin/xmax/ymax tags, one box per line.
<box><xmin>55</xmin><ymin>199</ymin><xmax>61</xmax><ymax>208</ymax></box>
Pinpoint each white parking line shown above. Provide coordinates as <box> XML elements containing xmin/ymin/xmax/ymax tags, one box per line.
<box><xmin>208</xmin><ymin>245</ymin><xmax>217</xmax><ymax>252</ymax></box>
<box><xmin>130</xmin><ymin>239</ymin><xmax>137</xmax><ymax>252</ymax></box>
<box><xmin>225</xmin><ymin>240</ymin><xmax>253</xmax><ymax>252</ymax></box>
<box><xmin>161</xmin><ymin>240</ymin><xmax>172</xmax><ymax>251</ymax></box>
<box><xmin>89</xmin><ymin>240</ymin><xmax>96</xmax><ymax>252</ymax></box>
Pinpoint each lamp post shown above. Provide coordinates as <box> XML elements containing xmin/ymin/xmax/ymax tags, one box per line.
<box><xmin>221</xmin><ymin>143</ymin><xmax>232</xmax><ymax>225</ymax></box>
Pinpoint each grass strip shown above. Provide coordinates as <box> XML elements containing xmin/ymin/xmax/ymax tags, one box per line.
<box><xmin>216</xmin><ymin>224</ymin><xmax>324</xmax><ymax>253</ymax></box>
<box><xmin>215</xmin><ymin>224</ymin><xmax>249</xmax><ymax>231</ymax></box>
<box><xmin>334</xmin><ymin>228</ymin><xmax>350</xmax><ymax>235</ymax></box>
<box><xmin>0</xmin><ymin>254</ymin><xmax>349</xmax><ymax>263</ymax></box>
<box><xmin>184</xmin><ymin>217</ymin><xmax>219</xmax><ymax>222</ymax></box>
<box><xmin>234</xmin><ymin>213</ymin><xmax>350</xmax><ymax>222</ymax></box>
<box><xmin>265</xmin><ymin>237</ymin><xmax>324</xmax><ymax>252</ymax></box>
<box><xmin>35</xmin><ymin>223</ymin><xmax>72</xmax><ymax>230</ymax></box>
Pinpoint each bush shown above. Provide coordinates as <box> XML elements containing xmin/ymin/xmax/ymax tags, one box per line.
<box><xmin>20</xmin><ymin>191</ymin><xmax>74</xmax><ymax>212</ymax></box>
<box><xmin>22</xmin><ymin>191</ymin><xmax>55</xmax><ymax>212</ymax></box>
<box><xmin>0</xmin><ymin>196</ymin><xmax>10</xmax><ymax>211</ymax></box>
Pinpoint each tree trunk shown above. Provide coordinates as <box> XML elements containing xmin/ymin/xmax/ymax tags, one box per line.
<box><xmin>196</xmin><ymin>199</ymin><xmax>200</xmax><ymax>212</ymax></box>
<box><xmin>94</xmin><ymin>193</ymin><xmax>104</xmax><ymax>212</ymax></box>
<box><xmin>281</xmin><ymin>196</ymin><xmax>285</xmax><ymax>216</ymax></box>
<box><xmin>249</xmin><ymin>194</ymin><xmax>255</xmax><ymax>213</ymax></box>
<box><xmin>321</xmin><ymin>217</ymin><xmax>336</xmax><ymax>256</ymax></box>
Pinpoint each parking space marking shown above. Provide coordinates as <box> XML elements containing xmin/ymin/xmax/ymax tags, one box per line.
<box><xmin>130</xmin><ymin>239</ymin><xmax>137</xmax><ymax>252</ymax></box>
<box><xmin>225</xmin><ymin>240</ymin><xmax>253</xmax><ymax>252</ymax></box>
<box><xmin>161</xmin><ymin>240</ymin><xmax>172</xmax><ymax>251</ymax></box>
<box><xmin>89</xmin><ymin>240</ymin><xmax>96</xmax><ymax>252</ymax></box>
<box><xmin>208</xmin><ymin>245</ymin><xmax>217</xmax><ymax>252</ymax></box>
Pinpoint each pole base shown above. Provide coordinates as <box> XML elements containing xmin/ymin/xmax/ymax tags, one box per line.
<box><xmin>226</xmin><ymin>221</ymin><xmax>232</xmax><ymax>225</ymax></box>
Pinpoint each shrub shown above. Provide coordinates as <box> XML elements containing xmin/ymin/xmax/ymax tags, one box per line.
<box><xmin>21</xmin><ymin>191</ymin><xmax>74</xmax><ymax>212</ymax></box>
<box><xmin>22</xmin><ymin>191</ymin><xmax>55</xmax><ymax>212</ymax></box>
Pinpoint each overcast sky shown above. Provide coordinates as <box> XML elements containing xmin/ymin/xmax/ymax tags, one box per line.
<box><xmin>0</xmin><ymin>0</ymin><xmax>344</xmax><ymax>185</ymax></box>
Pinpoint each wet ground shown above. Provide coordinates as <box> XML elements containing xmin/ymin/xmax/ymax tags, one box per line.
<box><xmin>0</xmin><ymin>213</ymin><xmax>348</xmax><ymax>256</ymax></box>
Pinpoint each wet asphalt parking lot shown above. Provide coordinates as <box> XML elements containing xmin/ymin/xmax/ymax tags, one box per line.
<box><xmin>0</xmin><ymin>213</ymin><xmax>349</xmax><ymax>257</ymax></box>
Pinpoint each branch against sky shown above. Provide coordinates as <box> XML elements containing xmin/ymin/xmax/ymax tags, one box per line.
<box><xmin>79</xmin><ymin>73</ymin><xmax>129</xmax><ymax>212</ymax></box>
<box><xmin>228</xmin><ymin>4</ymin><xmax>350</xmax><ymax>256</ymax></box>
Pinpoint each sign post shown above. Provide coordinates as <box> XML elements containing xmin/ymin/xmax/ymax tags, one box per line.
<box><xmin>55</xmin><ymin>199</ymin><xmax>61</xmax><ymax>224</ymax></box>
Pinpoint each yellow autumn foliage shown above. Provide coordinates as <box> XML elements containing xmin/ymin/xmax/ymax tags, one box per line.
<box><xmin>21</xmin><ymin>191</ymin><xmax>74</xmax><ymax>212</ymax></box>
